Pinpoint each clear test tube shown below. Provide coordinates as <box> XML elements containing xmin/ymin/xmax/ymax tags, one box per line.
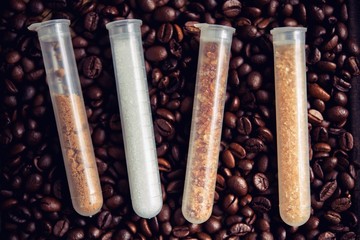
<box><xmin>182</xmin><ymin>24</ymin><xmax>235</xmax><ymax>224</ymax></box>
<box><xmin>106</xmin><ymin>19</ymin><xmax>162</xmax><ymax>219</ymax></box>
<box><xmin>28</xmin><ymin>20</ymin><xmax>103</xmax><ymax>216</ymax></box>
<box><xmin>271</xmin><ymin>27</ymin><xmax>311</xmax><ymax>226</ymax></box>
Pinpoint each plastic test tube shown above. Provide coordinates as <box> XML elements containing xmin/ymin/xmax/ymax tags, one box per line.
<box><xmin>271</xmin><ymin>27</ymin><xmax>311</xmax><ymax>226</ymax></box>
<box><xmin>106</xmin><ymin>19</ymin><xmax>162</xmax><ymax>218</ymax></box>
<box><xmin>28</xmin><ymin>20</ymin><xmax>103</xmax><ymax>216</ymax></box>
<box><xmin>182</xmin><ymin>24</ymin><xmax>235</xmax><ymax>224</ymax></box>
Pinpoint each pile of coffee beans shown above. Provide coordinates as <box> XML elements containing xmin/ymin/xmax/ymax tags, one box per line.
<box><xmin>1</xmin><ymin>0</ymin><xmax>359</xmax><ymax>239</ymax></box>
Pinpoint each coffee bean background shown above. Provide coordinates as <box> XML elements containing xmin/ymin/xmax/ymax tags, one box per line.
<box><xmin>0</xmin><ymin>0</ymin><xmax>360</xmax><ymax>239</ymax></box>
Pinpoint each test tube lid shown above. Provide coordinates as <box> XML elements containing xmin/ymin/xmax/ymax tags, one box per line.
<box><xmin>271</xmin><ymin>27</ymin><xmax>307</xmax><ymax>44</ymax></box>
<box><xmin>28</xmin><ymin>19</ymin><xmax>71</xmax><ymax>40</ymax></box>
<box><xmin>195</xmin><ymin>23</ymin><xmax>235</xmax><ymax>42</ymax></box>
<box><xmin>106</xmin><ymin>19</ymin><xmax>142</xmax><ymax>36</ymax></box>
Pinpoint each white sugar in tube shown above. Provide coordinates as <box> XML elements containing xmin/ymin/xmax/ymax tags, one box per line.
<box><xmin>107</xmin><ymin>19</ymin><xmax>162</xmax><ymax>218</ymax></box>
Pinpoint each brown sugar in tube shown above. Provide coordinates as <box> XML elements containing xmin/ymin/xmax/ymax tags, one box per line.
<box><xmin>271</xmin><ymin>27</ymin><xmax>311</xmax><ymax>226</ymax></box>
<box><xmin>182</xmin><ymin>24</ymin><xmax>235</xmax><ymax>224</ymax></box>
<box><xmin>54</xmin><ymin>94</ymin><xmax>103</xmax><ymax>216</ymax></box>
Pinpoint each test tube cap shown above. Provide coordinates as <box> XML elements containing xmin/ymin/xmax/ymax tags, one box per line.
<box><xmin>271</xmin><ymin>27</ymin><xmax>307</xmax><ymax>44</ymax></box>
<box><xmin>106</xmin><ymin>19</ymin><xmax>142</xmax><ymax>36</ymax></box>
<box><xmin>28</xmin><ymin>19</ymin><xmax>71</xmax><ymax>40</ymax></box>
<box><xmin>195</xmin><ymin>23</ymin><xmax>235</xmax><ymax>42</ymax></box>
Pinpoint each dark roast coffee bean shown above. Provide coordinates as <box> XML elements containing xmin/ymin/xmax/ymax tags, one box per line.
<box><xmin>53</xmin><ymin>219</ymin><xmax>69</xmax><ymax>237</ymax></box>
<box><xmin>39</xmin><ymin>197</ymin><xmax>61</xmax><ymax>212</ymax></box>
<box><xmin>97</xmin><ymin>211</ymin><xmax>112</xmax><ymax>229</ymax></box>
<box><xmin>153</xmin><ymin>6</ymin><xmax>176</xmax><ymax>22</ymax></box>
<box><xmin>82</xmin><ymin>56</ymin><xmax>102</xmax><ymax>79</ymax></box>
<box><xmin>157</xmin><ymin>23</ymin><xmax>173</xmax><ymax>43</ymax></box>
<box><xmin>339</xmin><ymin>132</ymin><xmax>354</xmax><ymax>151</ymax></box>
<box><xmin>84</xmin><ymin>12</ymin><xmax>99</xmax><ymax>31</ymax></box>
<box><xmin>145</xmin><ymin>46</ymin><xmax>168</xmax><ymax>62</ymax></box>
<box><xmin>331</xmin><ymin>197</ymin><xmax>351</xmax><ymax>212</ymax></box>
<box><xmin>318</xmin><ymin>232</ymin><xmax>335</xmax><ymax>240</ymax></box>
<box><xmin>227</xmin><ymin>175</ymin><xmax>248</xmax><ymax>196</ymax></box>
<box><xmin>326</xmin><ymin>106</ymin><xmax>349</xmax><ymax>122</ymax></box>
<box><xmin>253</xmin><ymin>173</ymin><xmax>269</xmax><ymax>192</ymax></box>
<box><xmin>229</xmin><ymin>223</ymin><xmax>251</xmax><ymax>236</ymax></box>
<box><xmin>222</xmin><ymin>0</ymin><xmax>242</xmax><ymax>18</ymax></box>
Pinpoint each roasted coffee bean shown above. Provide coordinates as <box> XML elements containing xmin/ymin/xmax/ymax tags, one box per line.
<box><xmin>236</xmin><ymin>117</ymin><xmax>252</xmax><ymax>135</ymax></box>
<box><xmin>339</xmin><ymin>132</ymin><xmax>353</xmax><ymax>151</ymax></box>
<box><xmin>172</xmin><ymin>226</ymin><xmax>190</xmax><ymax>238</ymax></box>
<box><xmin>53</xmin><ymin>219</ymin><xmax>69</xmax><ymax>237</ymax></box>
<box><xmin>318</xmin><ymin>232</ymin><xmax>335</xmax><ymax>240</ymax></box>
<box><xmin>319</xmin><ymin>180</ymin><xmax>337</xmax><ymax>201</ymax></box>
<box><xmin>227</xmin><ymin>175</ymin><xmax>248</xmax><ymax>196</ymax></box>
<box><xmin>97</xmin><ymin>211</ymin><xmax>112</xmax><ymax>229</ymax></box>
<box><xmin>146</xmin><ymin>46</ymin><xmax>168</xmax><ymax>62</ymax></box>
<box><xmin>326</xmin><ymin>106</ymin><xmax>349</xmax><ymax>122</ymax></box>
<box><xmin>157</xmin><ymin>23</ymin><xmax>173</xmax><ymax>43</ymax></box>
<box><xmin>222</xmin><ymin>0</ymin><xmax>242</xmax><ymax>18</ymax></box>
<box><xmin>154</xmin><ymin>6</ymin><xmax>176</xmax><ymax>22</ymax></box>
<box><xmin>346</xmin><ymin>38</ymin><xmax>360</xmax><ymax>55</ymax></box>
<box><xmin>222</xmin><ymin>149</ymin><xmax>235</xmax><ymax>168</ymax></box>
<box><xmin>222</xmin><ymin>194</ymin><xmax>239</xmax><ymax>215</ymax></box>
<box><xmin>229</xmin><ymin>223</ymin><xmax>251</xmax><ymax>236</ymax></box>
<box><xmin>253</xmin><ymin>173</ymin><xmax>269</xmax><ymax>192</ymax></box>
<box><xmin>39</xmin><ymin>197</ymin><xmax>61</xmax><ymax>212</ymax></box>
<box><xmin>82</xmin><ymin>56</ymin><xmax>102</xmax><ymax>79</ymax></box>
<box><xmin>229</xmin><ymin>142</ymin><xmax>246</xmax><ymax>159</ymax></box>
<box><xmin>67</xmin><ymin>228</ymin><xmax>85</xmax><ymax>240</ymax></box>
<box><xmin>339</xmin><ymin>172</ymin><xmax>355</xmax><ymax>190</ymax></box>
<box><xmin>331</xmin><ymin>197</ymin><xmax>351</xmax><ymax>212</ymax></box>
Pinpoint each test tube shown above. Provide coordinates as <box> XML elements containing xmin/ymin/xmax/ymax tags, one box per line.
<box><xmin>271</xmin><ymin>27</ymin><xmax>311</xmax><ymax>226</ymax></box>
<box><xmin>106</xmin><ymin>19</ymin><xmax>162</xmax><ymax>219</ymax></box>
<box><xmin>182</xmin><ymin>24</ymin><xmax>235</xmax><ymax>224</ymax></box>
<box><xmin>28</xmin><ymin>20</ymin><xmax>103</xmax><ymax>216</ymax></box>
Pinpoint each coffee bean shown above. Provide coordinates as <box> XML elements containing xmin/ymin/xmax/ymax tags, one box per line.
<box><xmin>25</xmin><ymin>173</ymin><xmax>42</xmax><ymax>192</ymax></box>
<box><xmin>229</xmin><ymin>223</ymin><xmax>251</xmax><ymax>236</ymax></box>
<box><xmin>339</xmin><ymin>172</ymin><xmax>355</xmax><ymax>190</ymax></box>
<box><xmin>84</xmin><ymin>12</ymin><xmax>99</xmax><ymax>31</ymax></box>
<box><xmin>82</xmin><ymin>56</ymin><xmax>102</xmax><ymax>79</ymax></box>
<box><xmin>331</xmin><ymin>197</ymin><xmax>351</xmax><ymax>212</ymax></box>
<box><xmin>247</xmin><ymin>71</ymin><xmax>262</xmax><ymax>90</ymax></box>
<box><xmin>339</xmin><ymin>132</ymin><xmax>353</xmax><ymax>151</ymax></box>
<box><xmin>222</xmin><ymin>149</ymin><xmax>235</xmax><ymax>168</ymax></box>
<box><xmin>146</xmin><ymin>46</ymin><xmax>168</xmax><ymax>62</ymax></box>
<box><xmin>346</xmin><ymin>38</ymin><xmax>360</xmax><ymax>55</ymax></box>
<box><xmin>316</xmin><ymin>61</ymin><xmax>337</xmax><ymax>72</ymax></box>
<box><xmin>227</xmin><ymin>175</ymin><xmax>248</xmax><ymax>196</ymax></box>
<box><xmin>172</xmin><ymin>226</ymin><xmax>190</xmax><ymax>238</ymax></box>
<box><xmin>253</xmin><ymin>173</ymin><xmax>269</xmax><ymax>192</ymax></box>
<box><xmin>308</xmin><ymin>83</ymin><xmax>330</xmax><ymax>102</ymax></box>
<box><xmin>157</xmin><ymin>23</ymin><xmax>173</xmax><ymax>43</ymax></box>
<box><xmin>222</xmin><ymin>0</ymin><xmax>242</xmax><ymax>18</ymax></box>
<box><xmin>53</xmin><ymin>219</ymin><xmax>69</xmax><ymax>237</ymax></box>
<box><xmin>236</xmin><ymin>117</ymin><xmax>252</xmax><ymax>135</ymax></box>
<box><xmin>319</xmin><ymin>180</ymin><xmax>337</xmax><ymax>201</ymax></box>
<box><xmin>229</xmin><ymin>142</ymin><xmax>246</xmax><ymax>159</ymax></box>
<box><xmin>154</xmin><ymin>118</ymin><xmax>175</xmax><ymax>137</ymax></box>
<box><xmin>154</xmin><ymin>6</ymin><xmax>176</xmax><ymax>22</ymax></box>
<box><xmin>97</xmin><ymin>211</ymin><xmax>112</xmax><ymax>229</ymax></box>
<box><xmin>67</xmin><ymin>228</ymin><xmax>85</xmax><ymax>240</ymax></box>
<box><xmin>204</xmin><ymin>217</ymin><xmax>221</xmax><ymax>234</ymax></box>
<box><xmin>39</xmin><ymin>197</ymin><xmax>61</xmax><ymax>212</ymax></box>
<box><xmin>326</xmin><ymin>106</ymin><xmax>349</xmax><ymax>122</ymax></box>
<box><xmin>222</xmin><ymin>194</ymin><xmax>239</xmax><ymax>214</ymax></box>
<box><xmin>318</xmin><ymin>231</ymin><xmax>335</xmax><ymax>240</ymax></box>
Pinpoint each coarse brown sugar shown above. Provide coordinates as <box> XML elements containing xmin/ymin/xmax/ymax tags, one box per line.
<box><xmin>182</xmin><ymin>40</ymin><xmax>231</xmax><ymax>223</ymax></box>
<box><xmin>54</xmin><ymin>93</ymin><xmax>103</xmax><ymax>216</ymax></box>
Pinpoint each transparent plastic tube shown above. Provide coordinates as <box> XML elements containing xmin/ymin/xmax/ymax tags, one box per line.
<box><xmin>28</xmin><ymin>20</ymin><xmax>103</xmax><ymax>217</ymax></box>
<box><xmin>182</xmin><ymin>24</ymin><xmax>235</xmax><ymax>224</ymax></box>
<box><xmin>271</xmin><ymin>27</ymin><xmax>310</xmax><ymax>226</ymax></box>
<box><xmin>106</xmin><ymin>19</ymin><xmax>162</xmax><ymax>219</ymax></box>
